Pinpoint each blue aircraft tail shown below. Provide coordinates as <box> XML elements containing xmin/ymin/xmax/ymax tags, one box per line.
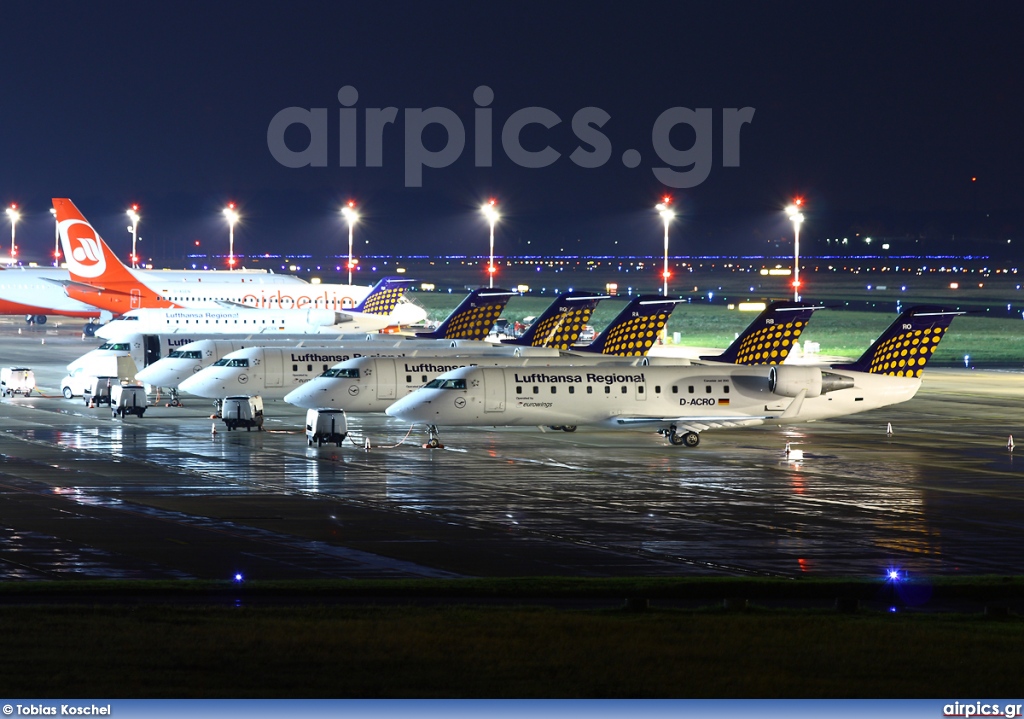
<box><xmin>502</xmin><ymin>291</ymin><xmax>607</xmax><ymax>350</ymax></box>
<box><xmin>576</xmin><ymin>296</ymin><xmax>686</xmax><ymax>356</ymax></box>
<box><xmin>414</xmin><ymin>288</ymin><xmax>518</xmax><ymax>341</ymax></box>
<box><xmin>700</xmin><ymin>301</ymin><xmax>826</xmax><ymax>364</ymax></box>
<box><xmin>831</xmin><ymin>306</ymin><xmax>963</xmax><ymax>376</ymax></box>
<box><xmin>353</xmin><ymin>277</ymin><xmax>417</xmax><ymax>315</ymax></box>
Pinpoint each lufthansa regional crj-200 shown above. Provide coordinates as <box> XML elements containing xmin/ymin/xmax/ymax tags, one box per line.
<box><xmin>283</xmin><ymin>300</ymin><xmax>822</xmax><ymax>414</ymax></box>
<box><xmin>176</xmin><ymin>291</ymin><xmax>616</xmax><ymax>400</ymax></box>
<box><xmin>130</xmin><ymin>288</ymin><xmax>598</xmax><ymax>397</ymax></box>
<box><xmin>385</xmin><ymin>306</ymin><xmax>962</xmax><ymax>448</ymax></box>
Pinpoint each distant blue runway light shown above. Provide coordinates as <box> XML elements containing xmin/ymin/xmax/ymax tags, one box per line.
<box><xmin>234</xmin><ymin>573</ymin><xmax>244</xmax><ymax>583</ymax></box>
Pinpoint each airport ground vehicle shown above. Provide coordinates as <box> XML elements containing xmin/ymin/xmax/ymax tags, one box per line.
<box><xmin>62</xmin><ymin>356</ymin><xmax>138</xmax><ymax>399</ymax></box>
<box><xmin>111</xmin><ymin>385</ymin><xmax>147</xmax><ymax>418</ymax></box>
<box><xmin>1</xmin><ymin>367</ymin><xmax>35</xmax><ymax>396</ymax></box>
<box><xmin>87</xmin><ymin>377</ymin><xmax>117</xmax><ymax>407</ymax></box>
<box><xmin>221</xmin><ymin>395</ymin><xmax>264</xmax><ymax>431</ymax></box>
<box><xmin>305</xmin><ymin>408</ymin><xmax>348</xmax><ymax>446</ymax></box>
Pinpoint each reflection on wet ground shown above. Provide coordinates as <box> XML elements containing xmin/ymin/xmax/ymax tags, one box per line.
<box><xmin>0</xmin><ymin>328</ymin><xmax>1022</xmax><ymax>581</ymax></box>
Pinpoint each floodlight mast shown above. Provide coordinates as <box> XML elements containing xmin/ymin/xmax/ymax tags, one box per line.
<box><xmin>341</xmin><ymin>201</ymin><xmax>359</xmax><ymax>285</ymax></box>
<box><xmin>6</xmin><ymin>204</ymin><xmax>20</xmax><ymax>264</ymax></box>
<box><xmin>223</xmin><ymin>203</ymin><xmax>239</xmax><ymax>271</ymax></box>
<box><xmin>481</xmin><ymin>199</ymin><xmax>499</xmax><ymax>288</ymax></box>
<box><xmin>655</xmin><ymin>198</ymin><xmax>675</xmax><ymax>297</ymax></box>
<box><xmin>786</xmin><ymin>200</ymin><xmax>805</xmax><ymax>302</ymax></box>
<box><xmin>126</xmin><ymin>205</ymin><xmax>140</xmax><ymax>268</ymax></box>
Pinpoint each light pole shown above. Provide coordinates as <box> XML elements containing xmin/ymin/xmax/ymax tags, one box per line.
<box><xmin>341</xmin><ymin>201</ymin><xmax>359</xmax><ymax>285</ymax></box>
<box><xmin>655</xmin><ymin>197</ymin><xmax>675</xmax><ymax>297</ymax></box>
<box><xmin>126</xmin><ymin>205</ymin><xmax>140</xmax><ymax>268</ymax></box>
<box><xmin>50</xmin><ymin>207</ymin><xmax>59</xmax><ymax>266</ymax></box>
<box><xmin>481</xmin><ymin>199</ymin><xmax>499</xmax><ymax>288</ymax></box>
<box><xmin>6</xmin><ymin>204</ymin><xmax>19</xmax><ymax>265</ymax></box>
<box><xmin>223</xmin><ymin>203</ymin><xmax>239</xmax><ymax>271</ymax></box>
<box><xmin>785</xmin><ymin>200</ymin><xmax>804</xmax><ymax>301</ymax></box>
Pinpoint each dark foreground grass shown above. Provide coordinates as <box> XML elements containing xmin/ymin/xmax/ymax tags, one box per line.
<box><xmin>0</xmin><ymin>603</ymin><xmax>1021</xmax><ymax>697</ymax></box>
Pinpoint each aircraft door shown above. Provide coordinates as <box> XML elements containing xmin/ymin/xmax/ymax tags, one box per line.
<box><xmin>482</xmin><ymin>369</ymin><xmax>505</xmax><ymax>412</ymax></box>
<box><xmin>130</xmin><ymin>288</ymin><xmax>141</xmax><ymax>310</ymax></box>
<box><xmin>376</xmin><ymin>360</ymin><xmax>397</xmax><ymax>400</ymax></box>
<box><xmin>265</xmin><ymin>350</ymin><xmax>283</xmax><ymax>388</ymax></box>
<box><xmin>143</xmin><ymin>335</ymin><xmax>161</xmax><ymax>367</ymax></box>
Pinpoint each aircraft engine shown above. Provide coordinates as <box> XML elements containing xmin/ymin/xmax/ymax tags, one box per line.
<box><xmin>769</xmin><ymin>366</ymin><xmax>823</xmax><ymax>398</ymax></box>
<box><xmin>304</xmin><ymin>309</ymin><xmax>348</xmax><ymax>327</ymax></box>
<box><xmin>769</xmin><ymin>367</ymin><xmax>856</xmax><ymax>398</ymax></box>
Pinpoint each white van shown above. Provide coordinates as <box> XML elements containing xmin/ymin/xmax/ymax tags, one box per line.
<box><xmin>305</xmin><ymin>408</ymin><xmax>348</xmax><ymax>446</ymax></box>
<box><xmin>221</xmin><ymin>395</ymin><xmax>264</xmax><ymax>431</ymax></box>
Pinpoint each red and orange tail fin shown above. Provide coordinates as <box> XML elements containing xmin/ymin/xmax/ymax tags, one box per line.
<box><xmin>52</xmin><ymin>198</ymin><xmax>174</xmax><ymax>312</ymax></box>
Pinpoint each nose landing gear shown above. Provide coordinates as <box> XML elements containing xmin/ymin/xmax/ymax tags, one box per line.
<box><xmin>422</xmin><ymin>424</ymin><xmax>444</xmax><ymax>449</ymax></box>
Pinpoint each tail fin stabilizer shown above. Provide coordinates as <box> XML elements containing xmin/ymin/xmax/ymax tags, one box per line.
<box><xmin>577</xmin><ymin>296</ymin><xmax>685</xmax><ymax>356</ymax></box>
<box><xmin>701</xmin><ymin>301</ymin><xmax>826</xmax><ymax>364</ymax></box>
<box><xmin>353</xmin><ymin>277</ymin><xmax>416</xmax><ymax>315</ymax></box>
<box><xmin>415</xmin><ymin>288</ymin><xmax>518</xmax><ymax>341</ymax></box>
<box><xmin>502</xmin><ymin>291</ymin><xmax>607</xmax><ymax>349</ymax></box>
<box><xmin>831</xmin><ymin>306</ymin><xmax>963</xmax><ymax>376</ymax></box>
<box><xmin>52</xmin><ymin>198</ymin><xmax>173</xmax><ymax>312</ymax></box>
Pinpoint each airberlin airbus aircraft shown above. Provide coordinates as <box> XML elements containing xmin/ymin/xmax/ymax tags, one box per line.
<box><xmin>51</xmin><ymin>198</ymin><xmax>426</xmax><ymax>324</ymax></box>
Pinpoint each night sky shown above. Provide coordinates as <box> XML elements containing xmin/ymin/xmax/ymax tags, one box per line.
<box><xmin>2</xmin><ymin>1</ymin><xmax>1022</xmax><ymax>262</ymax></box>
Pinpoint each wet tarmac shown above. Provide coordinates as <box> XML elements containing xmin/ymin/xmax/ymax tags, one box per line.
<box><xmin>1</xmin><ymin>319</ymin><xmax>1022</xmax><ymax>581</ymax></box>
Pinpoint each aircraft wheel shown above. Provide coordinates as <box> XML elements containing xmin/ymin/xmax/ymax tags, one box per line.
<box><xmin>562</xmin><ymin>426</ymin><xmax>577</xmax><ymax>433</ymax></box>
<box><xmin>35</xmin><ymin>315</ymin><xmax>47</xmax><ymax>325</ymax></box>
<box><xmin>83</xmin><ymin>324</ymin><xmax>97</xmax><ymax>337</ymax></box>
<box><xmin>668</xmin><ymin>432</ymin><xmax>685</xmax><ymax>446</ymax></box>
<box><xmin>427</xmin><ymin>437</ymin><xmax>440</xmax><ymax>449</ymax></box>
<box><xmin>683</xmin><ymin>431</ymin><xmax>700</xmax><ymax>448</ymax></box>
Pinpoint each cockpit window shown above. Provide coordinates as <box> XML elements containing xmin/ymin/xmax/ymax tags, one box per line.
<box><xmin>97</xmin><ymin>342</ymin><xmax>130</xmax><ymax>351</ymax></box>
<box><xmin>425</xmin><ymin>378</ymin><xmax>466</xmax><ymax>390</ymax></box>
<box><xmin>213</xmin><ymin>358</ymin><xmax>249</xmax><ymax>368</ymax></box>
<box><xmin>168</xmin><ymin>350</ymin><xmax>202</xmax><ymax>359</ymax></box>
<box><xmin>322</xmin><ymin>368</ymin><xmax>360</xmax><ymax>378</ymax></box>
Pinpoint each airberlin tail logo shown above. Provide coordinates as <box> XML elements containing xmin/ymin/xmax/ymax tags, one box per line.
<box><xmin>59</xmin><ymin>219</ymin><xmax>107</xmax><ymax>279</ymax></box>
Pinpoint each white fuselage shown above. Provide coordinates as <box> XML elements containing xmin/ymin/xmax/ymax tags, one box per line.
<box><xmin>0</xmin><ymin>267</ymin><xmax>102</xmax><ymax>317</ymax></box>
<box><xmin>179</xmin><ymin>345</ymin><xmax>565</xmax><ymax>400</ymax></box>
<box><xmin>284</xmin><ymin>354</ymin><xmax>686</xmax><ymax>412</ymax></box>
<box><xmin>385</xmin><ymin>364</ymin><xmax>922</xmax><ymax>432</ymax></box>
<box><xmin>96</xmin><ymin>305</ymin><xmax>401</xmax><ymax>339</ymax></box>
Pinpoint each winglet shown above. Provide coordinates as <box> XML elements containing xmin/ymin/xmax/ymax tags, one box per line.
<box><xmin>831</xmin><ymin>306</ymin><xmax>964</xmax><ymax>376</ymax></box>
<box><xmin>701</xmin><ymin>301</ymin><xmax>826</xmax><ymax>364</ymax></box>
<box><xmin>502</xmin><ymin>291</ymin><xmax>608</xmax><ymax>349</ymax></box>
<box><xmin>577</xmin><ymin>296</ymin><xmax>686</xmax><ymax>356</ymax></box>
<box><xmin>352</xmin><ymin>276</ymin><xmax>416</xmax><ymax>315</ymax></box>
<box><xmin>414</xmin><ymin>288</ymin><xmax>518</xmax><ymax>341</ymax></box>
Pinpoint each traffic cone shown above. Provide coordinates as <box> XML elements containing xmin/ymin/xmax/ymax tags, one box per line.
<box><xmin>1008</xmin><ymin>435</ymin><xmax>1014</xmax><ymax>452</ymax></box>
<box><xmin>211</xmin><ymin>423</ymin><xmax>217</xmax><ymax>436</ymax></box>
<box><xmin>364</xmin><ymin>436</ymin><xmax>372</xmax><ymax>450</ymax></box>
<box><xmin>886</xmin><ymin>422</ymin><xmax>893</xmax><ymax>437</ymax></box>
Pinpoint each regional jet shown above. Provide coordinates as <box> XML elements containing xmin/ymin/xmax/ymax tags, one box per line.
<box><xmin>385</xmin><ymin>306</ymin><xmax>962</xmax><ymax>447</ymax></box>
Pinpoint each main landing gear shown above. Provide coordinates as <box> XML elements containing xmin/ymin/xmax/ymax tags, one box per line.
<box><xmin>661</xmin><ymin>424</ymin><xmax>700</xmax><ymax>448</ymax></box>
<box><xmin>423</xmin><ymin>424</ymin><xmax>444</xmax><ymax>449</ymax></box>
<box><xmin>547</xmin><ymin>425</ymin><xmax>577</xmax><ymax>432</ymax></box>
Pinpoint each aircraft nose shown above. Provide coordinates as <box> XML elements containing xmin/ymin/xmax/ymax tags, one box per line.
<box><xmin>283</xmin><ymin>387</ymin><xmax>314</xmax><ymax>408</ymax></box>
<box><xmin>385</xmin><ymin>394</ymin><xmax>424</xmax><ymax>420</ymax></box>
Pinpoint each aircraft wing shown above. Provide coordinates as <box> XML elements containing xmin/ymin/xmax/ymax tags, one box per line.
<box><xmin>610</xmin><ymin>415</ymin><xmax>769</xmax><ymax>432</ymax></box>
<box><xmin>39</xmin><ymin>276</ymin><xmax>120</xmax><ymax>298</ymax></box>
